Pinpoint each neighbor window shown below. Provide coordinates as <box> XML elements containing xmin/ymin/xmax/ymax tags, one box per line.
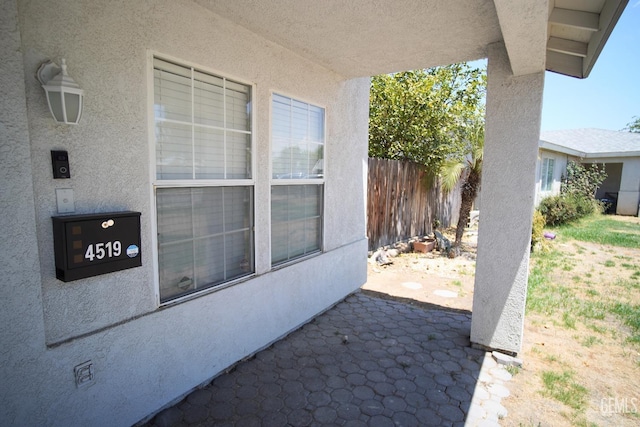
<box><xmin>153</xmin><ymin>57</ymin><xmax>254</xmax><ymax>302</ymax></box>
<box><xmin>271</xmin><ymin>94</ymin><xmax>324</xmax><ymax>266</ymax></box>
<box><xmin>541</xmin><ymin>158</ymin><xmax>555</xmax><ymax>192</ymax></box>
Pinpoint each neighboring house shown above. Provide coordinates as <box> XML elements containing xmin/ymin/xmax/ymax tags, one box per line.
<box><xmin>536</xmin><ymin>129</ymin><xmax>640</xmax><ymax>216</ymax></box>
<box><xmin>0</xmin><ymin>1</ymin><xmax>627</xmax><ymax>425</ymax></box>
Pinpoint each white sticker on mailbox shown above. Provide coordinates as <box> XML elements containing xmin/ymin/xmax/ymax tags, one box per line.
<box><xmin>126</xmin><ymin>245</ymin><xmax>139</xmax><ymax>258</ymax></box>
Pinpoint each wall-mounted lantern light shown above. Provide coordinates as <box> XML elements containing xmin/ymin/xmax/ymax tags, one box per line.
<box><xmin>37</xmin><ymin>58</ymin><xmax>84</xmax><ymax>125</ymax></box>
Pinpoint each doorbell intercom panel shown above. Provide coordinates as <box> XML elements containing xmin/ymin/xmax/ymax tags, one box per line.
<box><xmin>51</xmin><ymin>150</ymin><xmax>70</xmax><ymax>179</ymax></box>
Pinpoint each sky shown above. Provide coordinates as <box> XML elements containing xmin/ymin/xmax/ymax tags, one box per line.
<box><xmin>540</xmin><ymin>1</ymin><xmax>640</xmax><ymax>132</ymax></box>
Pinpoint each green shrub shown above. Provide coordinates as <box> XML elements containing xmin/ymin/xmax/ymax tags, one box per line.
<box><xmin>561</xmin><ymin>161</ymin><xmax>607</xmax><ymax>199</ymax></box>
<box><xmin>540</xmin><ymin>160</ymin><xmax>607</xmax><ymax>226</ymax></box>
<box><xmin>539</xmin><ymin>194</ymin><xmax>597</xmax><ymax>226</ymax></box>
<box><xmin>531</xmin><ymin>209</ymin><xmax>546</xmax><ymax>251</ymax></box>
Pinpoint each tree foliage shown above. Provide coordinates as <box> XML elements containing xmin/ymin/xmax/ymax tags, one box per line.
<box><xmin>561</xmin><ymin>161</ymin><xmax>607</xmax><ymax>199</ymax></box>
<box><xmin>623</xmin><ymin>116</ymin><xmax>640</xmax><ymax>133</ymax></box>
<box><xmin>368</xmin><ymin>64</ymin><xmax>486</xmax><ymax>173</ymax></box>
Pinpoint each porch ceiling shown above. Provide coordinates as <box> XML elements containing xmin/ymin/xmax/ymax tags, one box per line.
<box><xmin>195</xmin><ymin>0</ymin><xmax>626</xmax><ymax>79</ymax></box>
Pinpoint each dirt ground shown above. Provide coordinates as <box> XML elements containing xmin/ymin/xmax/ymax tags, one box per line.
<box><xmin>363</xmin><ymin>218</ymin><xmax>640</xmax><ymax>427</ymax></box>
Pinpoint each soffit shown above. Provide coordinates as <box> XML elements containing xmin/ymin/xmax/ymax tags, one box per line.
<box><xmin>546</xmin><ymin>0</ymin><xmax>628</xmax><ymax>78</ymax></box>
<box><xmin>194</xmin><ymin>0</ymin><xmax>504</xmax><ymax>77</ymax></box>
<box><xmin>194</xmin><ymin>0</ymin><xmax>626</xmax><ymax>79</ymax></box>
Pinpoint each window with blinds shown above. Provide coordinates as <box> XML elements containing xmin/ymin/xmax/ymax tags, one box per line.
<box><xmin>153</xmin><ymin>57</ymin><xmax>254</xmax><ymax>302</ymax></box>
<box><xmin>271</xmin><ymin>94</ymin><xmax>324</xmax><ymax>266</ymax></box>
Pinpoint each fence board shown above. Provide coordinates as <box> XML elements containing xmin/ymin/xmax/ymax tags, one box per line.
<box><xmin>367</xmin><ymin>158</ymin><xmax>461</xmax><ymax>251</ymax></box>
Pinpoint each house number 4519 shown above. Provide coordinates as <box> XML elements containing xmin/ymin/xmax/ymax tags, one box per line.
<box><xmin>85</xmin><ymin>241</ymin><xmax>122</xmax><ymax>261</ymax></box>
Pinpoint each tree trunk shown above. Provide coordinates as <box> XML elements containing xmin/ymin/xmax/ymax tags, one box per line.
<box><xmin>454</xmin><ymin>168</ymin><xmax>481</xmax><ymax>247</ymax></box>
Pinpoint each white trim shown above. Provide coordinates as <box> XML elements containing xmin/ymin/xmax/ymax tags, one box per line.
<box><xmin>539</xmin><ymin>140</ymin><xmax>585</xmax><ymax>157</ymax></box>
<box><xmin>146</xmin><ymin>49</ymin><xmax>161</xmax><ymax>305</ymax></box>
<box><xmin>270</xmin><ymin>250</ymin><xmax>322</xmax><ymax>271</ymax></box>
<box><xmin>270</xmin><ymin>179</ymin><xmax>324</xmax><ymax>186</ymax></box>
<box><xmin>539</xmin><ymin>140</ymin><xmax>640</xmax><ymax>159</ymax></box>
<box><xmin>159</xmin><ymin>272</ymin><xmax>257</xmax><ymax>308</ymax></box>
<box><xmin>154</xmin><ymin>179</ymin><xmax>254</xmax><ymax>188</ymax></box>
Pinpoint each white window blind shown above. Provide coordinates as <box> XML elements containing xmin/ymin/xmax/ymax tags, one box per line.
<box><xmin>271</xmin><ymin>94</ymin><xmax>324</xmax><ymax>266</ymax></box>
<box><xmin>154</xmin><ymin>58</ymin><xmax>252</xmax><ymax>180</ymax></box>
<box><xmin>153</xmin><ymin>57</ymin><xmax>254</xmax><ymax>302</ymax></box>
<box><xmin>272</xmin><ymin>94</ymin><xmax>324</xmax><ymax>179</ymax></box>
<box><xmin>271</xmin><ymin>185</ymin><xmax>323</xmax><ymax>264</ymax></box>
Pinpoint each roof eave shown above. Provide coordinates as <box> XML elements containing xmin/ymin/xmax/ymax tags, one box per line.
<box><xmin>583</xmin><ymin>151</ymin><xmax>640</xmax><ymax>159</ymax></box>
<box><xmin>545</xmin><ymin>0</ymin><xmax>628</xmax><ymax>79</ymax></box>
<box><xmin>582</xmin><ymin>0</ymin><xmax>628</xmax><ymax>79</ymax></box>
<box><xmin>539</xmin><ymin>141</ymin><xmax>586</xmax><ymax>157</ymax></box>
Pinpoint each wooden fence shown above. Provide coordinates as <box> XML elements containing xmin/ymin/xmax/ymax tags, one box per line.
<box><xmin>367</xmin><ymin>158</ymin><xmax>461</xmax><ymax>251</ymax></box>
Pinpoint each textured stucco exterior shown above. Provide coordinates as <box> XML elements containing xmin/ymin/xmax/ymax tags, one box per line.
<box><xmin>2</xmin><ymin>0</ymin><xmax>621</xmax><ymax>424</ymax></box>
<box><xmin>470</xmin><ymin>42</ymin><xmax>544</xmax><ymax>354</ymax></box>
<box><xmin>2</xmin><ymin>1</ymin><xmax>367</xmax><ymax>425</ymax></box>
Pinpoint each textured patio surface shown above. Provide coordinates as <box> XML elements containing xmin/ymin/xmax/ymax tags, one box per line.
<box><xmin>143</xmin><ymin>291</ymin><xmax>511</xmax><ymax>427</ymax></box>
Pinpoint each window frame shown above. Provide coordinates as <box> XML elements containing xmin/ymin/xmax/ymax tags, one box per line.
<box><xmin>148</xmin><ymin>52</ymin><xmax>257</xmax><ymax>306</ymax></box>
<box><xmin>269</xmin><ymin>92</ymin><xmax>326</xmax><ymax>268</ymax></box>
<box><xmin>541</xmin><ymin>157</ymin><xmax>555</xmax><ymax>192</ymax></box>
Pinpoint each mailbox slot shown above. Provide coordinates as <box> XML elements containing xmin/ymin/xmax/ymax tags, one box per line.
<box><xmin>52</xmin><ymin>211</ymin><xmax>142</xmax><ymax>282</ymax></box>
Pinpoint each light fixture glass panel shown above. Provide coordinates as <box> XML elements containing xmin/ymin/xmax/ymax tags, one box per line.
<box><xmin>64</xmin><ymin>92</ymin><xmax>81</xmax><ymax>123</ymax></box>
<box><xmin>47</xmin><ymin>92</ymin><xmax>64</xmax><ymax>122</ymax></box>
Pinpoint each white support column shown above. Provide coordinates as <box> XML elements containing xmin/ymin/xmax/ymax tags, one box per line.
<box><xmin>470</xmin><ymin>42</ymin><xmax>544</xmax><ymax>355</ymax></box>
<box><xmin>617</xmin><ymin>159</ymin><xmax>640</xmax><ymax>216</ymax></box>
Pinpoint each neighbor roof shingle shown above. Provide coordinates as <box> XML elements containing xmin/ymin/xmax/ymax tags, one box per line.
<box><xmin>539</xmin><ymin>128</ymin><xmax>640</xmax><ymax>158</ymax></box>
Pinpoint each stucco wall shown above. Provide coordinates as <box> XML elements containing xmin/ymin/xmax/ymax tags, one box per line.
<box><xmin>0</xmin><ymin>1</ymin><xmax>50</xmax><ymax>424</ymax></box>
<box><xmin>2</xmin><ymin>0</ymin><xmax>368</xmax><ymax>425</ymax></box>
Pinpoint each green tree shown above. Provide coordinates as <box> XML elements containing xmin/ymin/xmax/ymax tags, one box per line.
<box><xmin>369</xmin><ymin>64</ymin><xmax>486</xmax><ymax>173</ymax></box>
<box><xmin>623</xmin><ymin>116</ymin><xmax>640</xmax><ymax>133</ymax></box>
<box><xmin>439</xmin><ymin>117</ymin><xmax>484</xmax><ymax>247</ymax></box>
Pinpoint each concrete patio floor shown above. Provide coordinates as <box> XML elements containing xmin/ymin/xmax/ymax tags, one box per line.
<box><xmin>142</xmin><ymin>291</ymin><xmax>512</xmax><ymax>426</ymax></box>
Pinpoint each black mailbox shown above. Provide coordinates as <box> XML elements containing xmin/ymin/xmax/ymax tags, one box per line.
<box><xmin>52</xmin><ymin>211</ymin><xmax>142</xmax><ymax>282</ymax></box>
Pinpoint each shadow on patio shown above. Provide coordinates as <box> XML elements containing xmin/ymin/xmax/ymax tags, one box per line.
<box><xmin>143</xmin><ymin>290</ymin><xmax>510</xmax><ymax>426</ymax></box>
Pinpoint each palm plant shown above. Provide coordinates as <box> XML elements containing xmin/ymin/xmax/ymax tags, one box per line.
<box><xmin>440</xmin><ymin>121</ymin><xmax>484</xmax><ymax>248</ymax></box>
